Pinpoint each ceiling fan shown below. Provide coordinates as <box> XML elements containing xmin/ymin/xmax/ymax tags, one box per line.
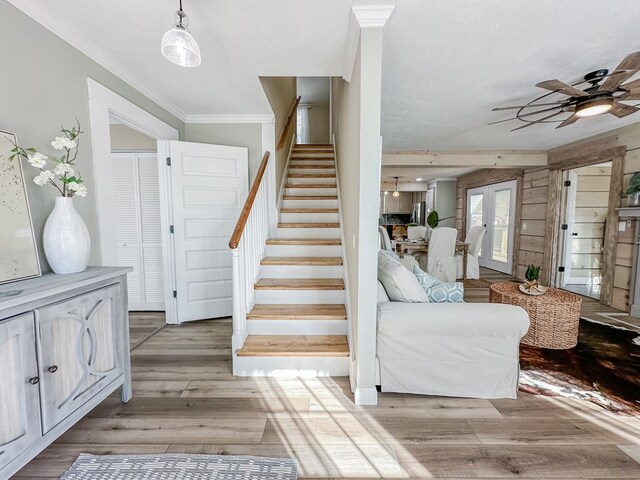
<box><xmin>491</xmin><ymin>51</ymin><xmax>640</xmax><ymax>131</ymax></box>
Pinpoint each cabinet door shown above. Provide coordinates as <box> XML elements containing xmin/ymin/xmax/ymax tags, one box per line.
<box><xmin>35</xmin><ymin>284</ymin><xmax>123</xmax><ymax>433</ymax></box>
<box><xmin>0</xmin><ymin>313</ymin><xmax>41</xmax><ymax>471</ymax></box>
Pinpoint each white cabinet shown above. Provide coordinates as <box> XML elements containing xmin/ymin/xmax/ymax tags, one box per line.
<box><xmin>0</xmin><ymin>314</ymin><xmax>41</xmax><ymax>472</ymax></box>
<box><xmin>0</xmin><ymin>267</ymin><xmax>132</xmax><ymax>478</ymax></box>
<box><xmin>35</xmin><ymin>284</ymin><xmax>123</xmax><ymax>432</ymax></box>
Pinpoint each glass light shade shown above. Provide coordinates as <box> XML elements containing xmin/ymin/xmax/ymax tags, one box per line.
<box><xmin>392</xmin><ymin>190</ymin><xmax>400</xmax><ymax>197</ymax></box>
<box><xmin>575</xmin><ymin>97</ymin><xmax>613</xmax><ymax>118</ymax></box>
<box><xmin>161</xmin><ymin>25</ymin><xmax>201</xmax><ymax>67</ymax></box>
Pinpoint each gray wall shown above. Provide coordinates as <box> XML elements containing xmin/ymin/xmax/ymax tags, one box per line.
<box><xmin>110</xmin><ymin>124</ymin><xmax>157</xmax><ymax>151</ymax></box>
<box><xmin>0</xmin><ymin>1</ymin><xmax>184</xmax><ymax>271</ymax></box>
<box><xmin>308</xmin><ymin>105</ymin><xmax>330</xmax><ymax>144</ymax></box>
<box><xmin>184</xmin><ymin>123</ymin><xmax>263</xmax><ymax>182</ymax></box>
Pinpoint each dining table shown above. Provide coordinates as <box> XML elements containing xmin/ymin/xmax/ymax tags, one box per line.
<box><xmin>394</xmin><ymin>239</ymin><xmax>470</xmax><ymax>280</ymax></box>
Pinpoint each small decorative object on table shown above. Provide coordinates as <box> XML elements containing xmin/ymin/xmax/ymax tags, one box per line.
<box><xmin>622</xmin><ymin>171</ymin><xmax>640</xmax><ymax>207</ymax></box>
<box><xmin>9</xmin><ymin>120</ymin><xmax>90</xmax><ymax>274</ymax></box>
<box><xmin>520</xmin><ymin>264</ymin><xmax>546</xmax><ymax>295</ymax></box>
<box><xmin>426</xmin><ymin>210</ymin><xmax>455</xmax><ymax>229</ymax></box>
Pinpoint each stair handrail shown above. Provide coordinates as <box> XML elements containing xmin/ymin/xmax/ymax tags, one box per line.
<box><xmin>229</xmin><ymin>151</ymin><xmax>271</xmax><ymax>249</ymax></box>
<box><xmin>228</xmin><ymin>150</ymin><xmax>273</xmax><ymax>371</ymax></box>
<box><xmin>276</xmin><ymin>96</ymin><xmax>301</xmax><ymax>151</ymax></box>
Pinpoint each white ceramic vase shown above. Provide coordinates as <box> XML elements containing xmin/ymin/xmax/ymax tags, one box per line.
<box><xmin>43</xmin><ymin>197</ymin><xmax>90</xmax><ymax>274</ymax></box>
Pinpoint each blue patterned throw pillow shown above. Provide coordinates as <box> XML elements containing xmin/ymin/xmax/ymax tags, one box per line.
<box><xmin>413</xmin><ymin>266</ymin><xmax>464</xmax><ymax>303</ymax></box>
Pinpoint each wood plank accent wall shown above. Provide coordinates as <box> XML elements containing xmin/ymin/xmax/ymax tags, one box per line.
<box><xmin>455</xmin><ymin>168</ymin><xmax>523</xmax><ymax>276</ymax></box>
<box><xmin>517</xmin><ymin>167</ymin><xmax>549</xmax><ymax>280</ymax></box>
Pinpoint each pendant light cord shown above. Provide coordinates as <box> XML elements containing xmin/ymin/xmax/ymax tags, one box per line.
<box><xmin>178</xmin><ymin>0</ymin><xmax>184</xmax><ymax>27</ymax></box>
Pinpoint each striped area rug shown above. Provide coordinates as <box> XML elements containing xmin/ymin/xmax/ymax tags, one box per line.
<box><xmin>61</xmin><ymin>454</ymin><xmax>298</xmax><ymax>480</ymax></box>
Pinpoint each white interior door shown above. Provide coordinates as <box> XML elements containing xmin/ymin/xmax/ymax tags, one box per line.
<box><xmin>467</xmin><ymin>180</ymin><xmax>517</xmax><ymax>274</ymax></box>
<box><xmin>163</xmin><ymin>140</ymin><xmax>248</xmax><ymax>323</ymax></box>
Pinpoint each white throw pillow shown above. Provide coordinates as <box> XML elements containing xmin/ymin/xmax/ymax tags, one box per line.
<box><xmin>378</xmin><ymin>251</ymin><xmax>430</xmax><ymax>303</ymax></box>
<box><xmin>377</xmin><ymin>280</ymin><xmax>390</xmax><ymax>303</ymax></box>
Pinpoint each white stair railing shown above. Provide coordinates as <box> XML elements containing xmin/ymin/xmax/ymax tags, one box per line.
<box><xmin>229</xmin><ymin>151</ymin><xmax>273</xmax><ymax>359</ymax></box>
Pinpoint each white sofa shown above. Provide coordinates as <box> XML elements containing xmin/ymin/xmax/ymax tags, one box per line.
<box><xmin>376</xmin><ymin>281</ymin><xmax>530</xmax><ymax>399</ymax></box>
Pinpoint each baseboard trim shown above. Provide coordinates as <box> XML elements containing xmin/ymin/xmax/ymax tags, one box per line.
<box><xmin>354</xmin><ymin>387</ymin><xmax>378</xmax><ymax>405</ymax></box>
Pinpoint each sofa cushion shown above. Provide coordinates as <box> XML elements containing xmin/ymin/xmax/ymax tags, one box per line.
<box><xmin>414</xmin><ymin>266</ymin><xmax>464</xmax><ymax>303</ymax></box>
<box><xmin>377</xmin><ymin>280</ymin><xmax>390</xmax><ymax>303</ymax></box>
<box><xmin>378</xmin><ymin>251</ymin><xmax>429</xmax><ymax>303</ymax></box>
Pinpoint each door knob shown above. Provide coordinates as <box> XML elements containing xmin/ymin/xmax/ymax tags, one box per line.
<box><xmin>29</xmin><ymin>376</ymin><xmax>39</xmax><ymax>385</ymax></box>
<box><xmin>47</xmin><ymin>365</ymin><xmax>59</xmax><ymax>373</ymax></box>
<box><xmin>572</xmin><ymin>232</ymin><xmax>578</xmax><ymax>236</ymax></box>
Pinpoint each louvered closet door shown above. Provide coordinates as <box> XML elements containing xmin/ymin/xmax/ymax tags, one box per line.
<box><xmin>138</xmin><ymin>154</ymin><xmax>165</xmax><ymax>310</ymax></box>
<box><xmin>112</xmin><ymin>153</ymin><xmax>144</xmax><ymax>310</ymax></box>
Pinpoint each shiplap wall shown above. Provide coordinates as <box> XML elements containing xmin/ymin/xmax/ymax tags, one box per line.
<box><xmin>517</xmin><ymin>168</ymin><xmax>549</xmax><ymax>280</ymax></box>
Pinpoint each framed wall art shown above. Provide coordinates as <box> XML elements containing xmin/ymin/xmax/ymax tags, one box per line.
<box><xmin>0</xmin><ymin>130</ymin><xmax>41</xmax><ymax>284</ymax></box>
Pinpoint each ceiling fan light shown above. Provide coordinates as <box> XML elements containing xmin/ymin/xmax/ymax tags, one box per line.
<box><xmin>161</xmin><ymin>6</ymin><xmax>201</xmax><ymax>68</ymax></box>
<box><xmin>575</xmin><ymin>97</ymin><xmax>614</xmax><ymax>118</ymax></box>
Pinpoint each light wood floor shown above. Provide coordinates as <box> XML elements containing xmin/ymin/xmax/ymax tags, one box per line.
<box><xmin>16</xmin><ymin>308</ymin><xmax>640</xmax><ymax>479</ymax></box>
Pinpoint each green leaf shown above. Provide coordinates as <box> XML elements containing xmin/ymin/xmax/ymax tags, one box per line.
<box><xmin>25</xmin><ymin>148</ymin><xmax>37</xmax><ymax>153</ymax></box>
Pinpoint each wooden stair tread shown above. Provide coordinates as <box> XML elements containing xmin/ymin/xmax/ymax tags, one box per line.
<box><xmin>288</xmin><ymin>174</ymin><xmax>336</xmax><ymax>178</ymax></box>
<box><xmin>261</xmin><ymin>257</ymin><xmax>343</xmax><ymax>266</ymax></box>
<box><xmin>237</xmin><ymin>335</ymin><xmax>349</xmax><ymax>357</ymax></box>
<box><xmin>291</xmin><ymin>156</ymin><xmax>335</xmax><ymax>160</ymax></box>
<box><xmin>286</xmin><ymin>184</ymin><xmax>337</xmax><ymax>188</ymax></box>
<box><xmin>288</xmin><ymin>165</ymin><xmax>335</xmax><ymax>169</ymax></box>
<box><xmin>255</xmin><ymin>278</ymin><xmax>345</xmax><ymax>290</ymax></box>
<box><xmin>280</xmin><ymin>208</ymin><xmax>339</xmax><ymax>213</ymax></box>
<box><xmin>247</xmin><ymin>304</ymin><xmax>347</xmax><ymax>320</ymax></box>
<box><xmin>266</xmin><ymin>238</ymin><xmax>341</xmax><ymax>245</ymax></box>
<box><xmin>283</xmin><ymin>195</ymin><xmax>337</xmax><ymax>200</ymax></box>
<box><xmin>278</xmin><ymin>223</ymin><xmax>339</xmax><ymax>228</ymax></box>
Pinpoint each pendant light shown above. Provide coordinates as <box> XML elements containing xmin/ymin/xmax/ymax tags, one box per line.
<box><xmin>393</xmin><ymin>177</ymin><xmax>400</xmax><ymax>197</ymax></box>
<box><xmin>161</xmin><ymin>0</ymin><xmax>201</xmax><ymax>68</ymax></box>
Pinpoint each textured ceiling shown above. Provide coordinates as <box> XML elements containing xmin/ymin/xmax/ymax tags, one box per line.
<box><xmin>298</xmin><ymin>77</ymin><xmax>330</xmax><ymax>105</ymax></box>
<box><xmin>9</xmin><ymin>0</ymin><xmax>640</xmax><ymax>150</ymax></box>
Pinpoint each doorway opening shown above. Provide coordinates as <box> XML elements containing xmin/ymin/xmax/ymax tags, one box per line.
<box><xmin>557</xmin><ymin>162</ymin><xmax>611</xmax><ymax>299</ymax></box>
<box><xmin>296</xmin><ymin>77</ymin><xmax>330</xmax><ymax>145</ymax></box>
<box><xmin>466</xmin><ymin>180</ymin><xmax>517</xmax><ymax>274</ymax></box>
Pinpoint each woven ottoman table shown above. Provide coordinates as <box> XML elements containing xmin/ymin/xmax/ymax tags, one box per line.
<box><xmin>489</xmin><ymin>281</ymin><xmax>582</xmax><ymax>349</ymax></box>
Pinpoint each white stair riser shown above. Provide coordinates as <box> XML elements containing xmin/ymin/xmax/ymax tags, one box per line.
<box><xmin>288</xmin><ymin>168</ymin><xmax>336</xmax><ymax>175</ymax></box>
<box><xmin>280</xmin><ymin>212</ymin><xmax>340</xmax><ymax>223</ymax></box>
<box><xmin>260</xmin><ymin>265</ymin><xmax>343</xmax><ymax>278</ymax></box>
<box><xmin>234</xmin><ymin>356</ymin><xmax>349</xmax><ymax>377</ymax></box>
<box><xmin>282</xmin><ymin>199</ymin><xmax>338</xmax><ymax>209</ymax></box>
<box><xmin>291</xmin><ymin>152</ymin><xmax>334</xmax><ymax>157</ymax></box>
<box><xmin>286</xmin><ymin>188</ymin><xmax>337</xmax><ymax>196</ymax></box>
<box><xmin>265</xmin><ymin>244</ymin><xmax>341</xmax><ymax>257</ymax></box>
<box><xmin>247</xmin><ymin>320</ymin><xmax>347</xmax><ymax>335</ymax></box>
<box><xmin>255</xmin><ymin>289</ymin><xmax>345</xmax><ymax>304</ymax></box>
<box><xmin>276</xmin><ymin>227</ymin><xmax>340</xmax><ymax>238</ymax></box>
<box><xmin>287</xmin><ymin>176</ymin><xmax>336</xmax><ymax>185</ymax></box>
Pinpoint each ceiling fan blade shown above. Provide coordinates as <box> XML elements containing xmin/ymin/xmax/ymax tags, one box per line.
<box><xmin>536</xmin><ymin>80</ymin><xmax>589</xmax><ymax>97</ymax></box>
<box><xmin>510</xmin><ymin>110</ymin><xmax>565</xmax><ymax>131</ymax></box>
<box><xmin>599</xmin><ymin>51</ymin><xmax>640</xmax><ymax>92</ymax></box>
<box><xmin>492</xmin><ymin>102</ymin><xmax>564</xmax><ymax>111</ymax></box>
<box><xmin>620</xmin><ymin>78</ymin><xmax>640</xmax><ymax>100</ymax></box>
<box><xmin>556</xmin><ymin>115</ymin><xmax>579</xmax><ymax>129</ymax></box>
<box><xmin>609</xmin><ymin>102</ymin><xmax>640</xmax><ymax>118</ymax></box>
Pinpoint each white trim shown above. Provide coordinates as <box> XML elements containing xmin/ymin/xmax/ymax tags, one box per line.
<box><xmin>354</xmin><ymin>387</ymin><xmax>378</xmax><ymax>406</ymax></box>
<box><xmin>8</xmin><ymin>0</ymin><xmax>186</xmax><ymax>122</ymax></box>
<box><xmin>352</xmin><ymin>5</ymin><xmax>396</xmax><ymax>28</ymax></box>
<box><xmin>185</xmin><ymin>114</ymin><xmax>275</xmax><ymax>124</ymax></box>
<box><xmin>276</xmin><ymin>134</ymin><xmax>297</xmax><ymax>215</ymax></box>
<box><xmin>87</xmin><ymin>79</ymin><xmax>180</xmax><ymax>325</ymax></box>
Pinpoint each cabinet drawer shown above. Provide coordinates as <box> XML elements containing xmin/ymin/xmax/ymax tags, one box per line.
<box><xmin>35</xmin><ymin>284</ymin><xmax>124</xmax><ymax>433</ymax></box>
<box><xmin>0</xmin><ymin>313</ymin><xmax>41</xmax><ymax>471</ymax></box>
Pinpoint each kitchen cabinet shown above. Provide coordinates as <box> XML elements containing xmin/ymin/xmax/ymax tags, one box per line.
<box><xmin>0</xmin><ymin>267</ymin><xmax>132</xmax><ymax>478</ymax></box>
<box><xmin>380</xmin><ymin>192</ymin><xmax>414</xmax><ymax>214</ymax></box>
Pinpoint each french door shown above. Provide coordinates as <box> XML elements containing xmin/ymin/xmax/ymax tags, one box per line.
<box><xmin>467</xmin><ymin>180</ymin><xmax>517</xmax><ymax>274</ymax></box>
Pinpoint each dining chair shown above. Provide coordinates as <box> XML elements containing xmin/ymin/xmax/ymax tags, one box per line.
<box><xmin>407</xmin><ymin>225</ymin><xmax>427</xmax><ymax>240</ymax></box>
<box><xmin>455</xmin><ymin>226</ymin><xmax>486</xmax><ymax>279</ymax></box>
<box><xmin>379</xmin><ymin>226</ymin><xmax>418</xmax><ymax>270</ymax></box>
<box><xmin>427</xmin><ymin>227</ymin><xmax>457</xmax><ymax>282</ymax></box>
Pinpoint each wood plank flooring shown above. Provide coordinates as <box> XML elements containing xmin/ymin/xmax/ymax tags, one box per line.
<box><xmin>16</xmin><ymin>300</ymin><xmax>640</xmax><ymax>478</ymax></box>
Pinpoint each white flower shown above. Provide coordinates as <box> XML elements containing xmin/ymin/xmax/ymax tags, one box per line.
<box><xmin>72</xmin><ymin>183</ymin><xmax>88</xmax><ymax>197</ymax></box>
<box><xmin>54</xmin><ymin>162</ymin><xmax>74</xmax><ymax>176</ymax></box>
<box><xmin>33</xmin><ymin>170</ymin><xmax>55</xmax><ymax>186</ymax></box>
<box><xmin>27</xmin><ymin>152</ymin><xmax>48</xmax><ymax>169</ymax></box>
<box><xmin>51</xmin><ymin>136</ymin><xmax>76</xmax><ymax>150</ymax></box>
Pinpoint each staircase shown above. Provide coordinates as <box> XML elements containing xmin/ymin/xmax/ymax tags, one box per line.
<box><xmin>234</xmin><ymin>144</ymin><xmax>350</xmax><ymax>376</ymax></box>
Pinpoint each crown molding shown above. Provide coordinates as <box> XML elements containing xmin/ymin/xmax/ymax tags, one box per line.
<box><xmin>7</xmin><ymin>0</ymin><xmax>187</xmax><ymax>122</ymax></box>
<box><xmin>184</xmin><ymin>114</ymin><xmax>275</xmax><ymax>124</ymax></box>
<box><xmin>352</xmin><ymin>5</ymin><xmax>395</xmax><ymax>28</ymax></box>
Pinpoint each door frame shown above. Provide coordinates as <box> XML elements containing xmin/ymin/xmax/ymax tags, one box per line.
<box><xmin>543</xmin><ymin>146</ymin><xmax>626</xmax><ymax>306</ymax></box>
<box><xmin>87</xmin><ymin>79</ymin><xmax>180</xmax><ymax>323</ymax></box>
<box><xmin>467</xmin><ymin>180</ymin><xmax>517</xmax><ymax>274</ymax></box>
